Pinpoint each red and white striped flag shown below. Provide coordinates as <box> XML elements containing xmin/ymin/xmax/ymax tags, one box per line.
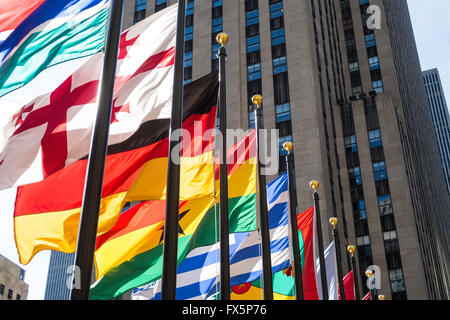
<box><xmin>362</xmin><ymin>291</ymin><xmax>372</xmax><ymax>300</ymax></box>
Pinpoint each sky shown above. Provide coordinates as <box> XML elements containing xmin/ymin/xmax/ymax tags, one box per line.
<box><xmin>0</xmin><ymin>0</ymin><xmax>449</xmax><ymax>301</ymax></box>
<box><xmin>407</xmin><ymin>0</ymin><xmax>450</xmax><ymax>112</ymax></box>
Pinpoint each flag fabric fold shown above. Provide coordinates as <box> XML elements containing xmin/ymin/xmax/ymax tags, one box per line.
<box><xmin>14</xmin><ymin>70</ymin><xmax>218</xmax><ymax>265</ymax></box>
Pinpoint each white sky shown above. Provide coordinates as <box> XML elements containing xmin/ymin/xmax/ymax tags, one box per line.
<box><xmin>0</xmin><ymin>0</ymin><xmax>449</xmax><ymax>300</ymax></box>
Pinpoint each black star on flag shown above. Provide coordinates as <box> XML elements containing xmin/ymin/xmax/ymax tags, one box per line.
<box><xmin>158</xmin><ymin>209</ymin><xmax>191</xmax><ymax>244</ymax></box>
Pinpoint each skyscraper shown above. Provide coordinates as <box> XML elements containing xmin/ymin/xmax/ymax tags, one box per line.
<box><xmin>0</xmin><ymin>254</ymin><xmax>28</xmax><ymax>300</ymax></box>
<box><xmin>120</xmin><ymin>0</ymin><xmax>450</xmax><ymax>300</ymax></box>
<box><xmin>423</xmin><ymin>68</ymin><xmax>450</xmax><ymax>197</ymax></box>
<box><xmin>44</xmin><ymin>252</ymin><xmax>73</xmax><ymax>300</ymax></box>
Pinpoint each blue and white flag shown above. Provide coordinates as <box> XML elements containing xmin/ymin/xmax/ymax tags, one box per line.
<box><xmin>131</xmin><ymin>173</ymin><xmax>292</xmax><ymax>300</ymax></box>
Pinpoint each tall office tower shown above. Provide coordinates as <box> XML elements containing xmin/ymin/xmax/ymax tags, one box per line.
<box><xmin>423</xmin><ymin>69</ymin><xmax>450</xmax><ymax>196</ymax></box>
<box><xmin>44</xmin><ymin>252</ymin><xmax>74</xmax><ymax>300</ymax></box>
<box><xmin>122</xmin><ymin>0</ymin><xmax>450</xmax><ymax>300</ymax></box>
<box><xmin>0</xmin><ymin>254</ymin><xmax>28</xmax><ymax>300</ymax></box>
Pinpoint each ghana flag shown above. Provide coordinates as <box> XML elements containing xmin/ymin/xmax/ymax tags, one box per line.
<box><xmin>13</xmin><ymin>72</ymin><xmax>218</xmax><ymax>265</ymax></box>
<box><xmin>90</xmin><ymin>130</ymin><xmax>257</xmax><ymax>300</ymax></box>
<box><xmin>231</xmin><ymin>206</ymin><xmax>319</xmax><ymax>300</ymax></box>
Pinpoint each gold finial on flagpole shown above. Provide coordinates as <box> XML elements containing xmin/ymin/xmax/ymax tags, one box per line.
<box><xmin>329</xmin><ymin>217</ymin><xmax>338</xmax><ymax>229</ymax></box>
<box><xmin>347</xmin><ymin>245</ymin><xmax>356</xmax><ymax>256</ymax></box>
<box><xmin>283</xmin><ymin>142</ymin><xmax>293</xmax><ymax>154</ymax></box>
<box><xmin>252</xmin><ymin>94</ymin><xmax>263</xmax><ymax>108</ymax></box>
<box><xmin>309</xmin><ymin>180</ymin><xmax>319</xmax><ymax>192</ymax></box>
<box><xmin>216</xmin><ymin>32</ymin><xmax>229</xmax><ymax>46</ymax></box>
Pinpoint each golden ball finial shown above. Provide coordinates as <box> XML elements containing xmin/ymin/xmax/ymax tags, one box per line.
<box><xmin>378</xmin><ymin>294</ymin><xmax>385</xmax><ymax>301</ymax></box>
<box><xmin>365</xmin><ymin>270</ymin><xmax>373</xmax><ymax>278</ymax></box>
<box><xmin>216</xmin><ymin>32</ymin><xmax>229</xmax><ymax>46</ymax></box>
<box><xmin>252</xmin><ymin>94</ymin><xmax>263</xmax><ymax>107</ymax></box>
<box><xmin>283</xmin><ymin>141</ymin><xmax>293</xmax><ymax>154</ymax></box>
<box><xmin>347</xmin><ymin>245</ymin><xmax>356</xmax><ymax>255</ymax></box>
<box><xmin>309</xmin><ymin>180</ymin><xmax>319</xmax><ymax>192</ymax></box>
<box><xmin>329</xmin><ymin>217</ymin><xmax>338</xmax><ymax>228</ymax></box>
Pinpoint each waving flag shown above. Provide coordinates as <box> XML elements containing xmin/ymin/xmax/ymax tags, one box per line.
<box><xmin>91</xmin><ymin>131</ymin><xmax>258</xmax><ymax>300</ymax></box>
<box><xmin>340</xmin><ymin>270</ymin><xmax>355</xmax><ymax>300</ymax></box>
<box><xmin>0</xmin><ymin>0</ymin><xmax>110</xmax><ymax>97</ymax></box>
<box><xmin>0</xmin><ymin>4</ymin><xmax>177</xmax><ymax>189</ymax></box>
<box><xmin>231</xmin><ymin>206</ymin><xmax>320</xmax><ymax>300</ymax></box>
<box><xmin>316</xmin><ymin>240</ymin><xmax>338</xmax><ymax>300</ymax></box>
<box><xmin>130</xmin><ymin>173</ymin><xmax>291</xmax><ymax>301</ymax></box>
<box><xmin>14</xmin><ymin>71</ymin><xmax>217</xmax><ymax>265</ymax></box>
<box><xmin>230</xmin><ymin>269</ymin><xmax>296</xmax><ymax>300</ymax></box>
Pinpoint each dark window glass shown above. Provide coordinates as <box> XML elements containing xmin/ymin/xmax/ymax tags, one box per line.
<box><xmin>273</xmin><ymin>72</ymin><xmax>290</xmax><ymax>105</ymax></box>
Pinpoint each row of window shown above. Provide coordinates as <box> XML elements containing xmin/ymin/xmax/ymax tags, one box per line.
<box><xmin>363</xmin><ymin>96</ymin><xmax>407</xmax><ymax>300</ymax></box>
<box><xmin>0</xmin><ymin>284</ymin><xmax>21</xmax><ymax>300</ymax></box>
<box><xmin>184</xmin><ymin>0</ymin><xmax>194</xmax><ymax>84</ymax></box>
<box><xmin>341</xmin><ymin>106</ymin><xmax>374</xmax><ymax>290</ymax></box>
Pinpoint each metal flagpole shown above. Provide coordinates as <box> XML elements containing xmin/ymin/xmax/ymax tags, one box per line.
<box><xmin>365</xmin><ymin>269</ymin><xmax>376</xmax><ymax>300</ymax></box>
<box><xmin>216</xmin><ymin>32</ymin><xmax>231</xmax><ymax>300</ymax></box>
<box><xmin>161</xmin><ymin>0</ymin><xmax>186</xmax><ymax>300</ymax></box>
<box><xmin>309</xmin><ymin>180</ymin><xmax>328</xmax><ymax>300</ymax></box>
<box><xmin>283</xmin><ymin>142</ymin><xmax>304</xmax><ymax>300</ymax></box>
<box><xmin>70</xmin><ymin>0</ymin><xmax>123</xmax><ymax>300</ymax></box>
<box><xmin>329</xmin><ymin>217</ymin><xmax>346</xmax><ymax>300</ymax></box>
<box><xmin>253</xmin><ymin>95</ymin><xmax>273</xmax><ymax>300</ymax></box>
<box><xmin>347</xmin><ymin>245</ymin><xmax>361</xmax><ymax>300</ymax></box>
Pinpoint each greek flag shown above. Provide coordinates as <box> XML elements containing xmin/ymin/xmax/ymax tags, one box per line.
<box><xmin>131</xmin><ymin>173</ymin><xmax>291</xmax><ymax>300</ymax></box>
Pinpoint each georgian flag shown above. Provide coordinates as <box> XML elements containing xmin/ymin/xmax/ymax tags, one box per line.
<box><xmin>0</xmin><ymin>4</ymin><xmax>177</xmax><ymax>189</ymax></box>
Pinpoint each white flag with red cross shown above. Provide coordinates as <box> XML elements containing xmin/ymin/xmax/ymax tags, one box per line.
<box><xmin>0</xmin><ymin>4</ymin><xmax>177</xmax><ymax>189</ymax></box>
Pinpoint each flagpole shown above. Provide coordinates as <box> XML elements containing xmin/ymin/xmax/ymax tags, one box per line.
<box><xmin>347</xmin><ymin>245</ymin><xmax>361</xmax><ymax>300</ymax></box>
<box><xmin>70</xmin><ymin>0</ymin><xmax>123</xmax><ymax>300</ymax></box>
<box><xmin>161</xmin><ymin>0</ymin><xmax>186</xmax><ymax>300</ymax></box>
<box><xmin>283</xmin><ymin>142</ymin><xmax>304</xmax><ymax>300</ymax></box>
<box><xmin>216</xmin><ymin>32</ymin><xmax>231</xmax><ymax>300</ymax></box>
<box><xmin>309</xmin><ymin>180</ymin><xmax>328</xmax><ymax>300</ymax></box>
<box><xmin>253</xmin><ymin>95</ymin><xmax>273</xmax><ymax>300</ymax></box>
<box><xmin>329</xmin><ymin>217</ymin><xmax>346</xmax><ymax>300</ymax></box>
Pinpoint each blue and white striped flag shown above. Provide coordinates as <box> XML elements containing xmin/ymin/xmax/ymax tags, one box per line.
<box><xmin>131</xmin><ymin>173</ymin><xmax>292</xmax><ymax>300</ymax></box>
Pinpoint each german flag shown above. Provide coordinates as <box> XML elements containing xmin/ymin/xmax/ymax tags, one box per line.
<box><xmin>90</xmin><ymin>130</ymin><xmax>258</xmax><ymax>300</ymax></box>
<box><xmin>14</xmin><ymin>72</ymin><xmax>218</xmax><ymax>265</ymax></box>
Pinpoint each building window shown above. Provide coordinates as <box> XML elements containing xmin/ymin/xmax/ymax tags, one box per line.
<box><xmin>373</xmin><ymin>161</ymin><xmax>388</xmax><ymax>181</ymax></box>
<box><xmin>20</xmin><ymin>269</ymin><xmax>25</xmax><ymax>281</ymax></box>
<box><xmin>368</xmin><ymin>129</ymin><xmax>382</xmax><ymax>148</ymax></box>
<box><xmin>155</xmin><ymin>0</ymin><xmax>167</xmax><ymax>13</ymax></box>
<box><xmin>353</xmin><ymin>200</ymin><xmax>367</xmax><ymax>220</ymax></box>
<box><xmin>378</xmin><ymin>194</ymin><xmax>393</xmax><ymax>216</ymax></box>
<box><xmin>344</xmin><ymin>135</ymin><xmax>358</xmax><ymax>153</ymax></box>
<box><xmin>134</xmin><ymin>0</ymin><xmax>146</xmax><ymax>23</ymax></box>
<box><xmin>372</xmin><ymin>79</ymin><xmax>384</xmax><ymax>93</ymax></box>
<box><xmin>368</xmin><ymin>56</ymin><xmax>380</xmax><ymax>70</ymax></box>
<box><xmin>349</xmin><ymin>166</ymin><xmax>362</xmax><ymax>185</ymax></box>
<box><xmin>16</xmin><ymin>294</ymin><xmax>21</xmax><ymax>300</ymax></box>
<box><xmin>389</xmin><ymin>269</ymin><xmax>406</xmax><ymax>292</ymax></box>
<box><xmin>275</xmin><ymin>103</ymin><xmax>291</xmax><ymax>123</ymax></box>
<box><xmin>0</xmin><ymin>284</ymin><xmax>4</xmax><ymax>295</ymax></box>
<box><xmin>7</xmin><ymin>289</ymin><xmax>13</xmax><ymax>300</ymax></box>
<box><xmin>247</xmin><ymin>63</ymin><xmax>262</xmax><ymax>81</ymax></box>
